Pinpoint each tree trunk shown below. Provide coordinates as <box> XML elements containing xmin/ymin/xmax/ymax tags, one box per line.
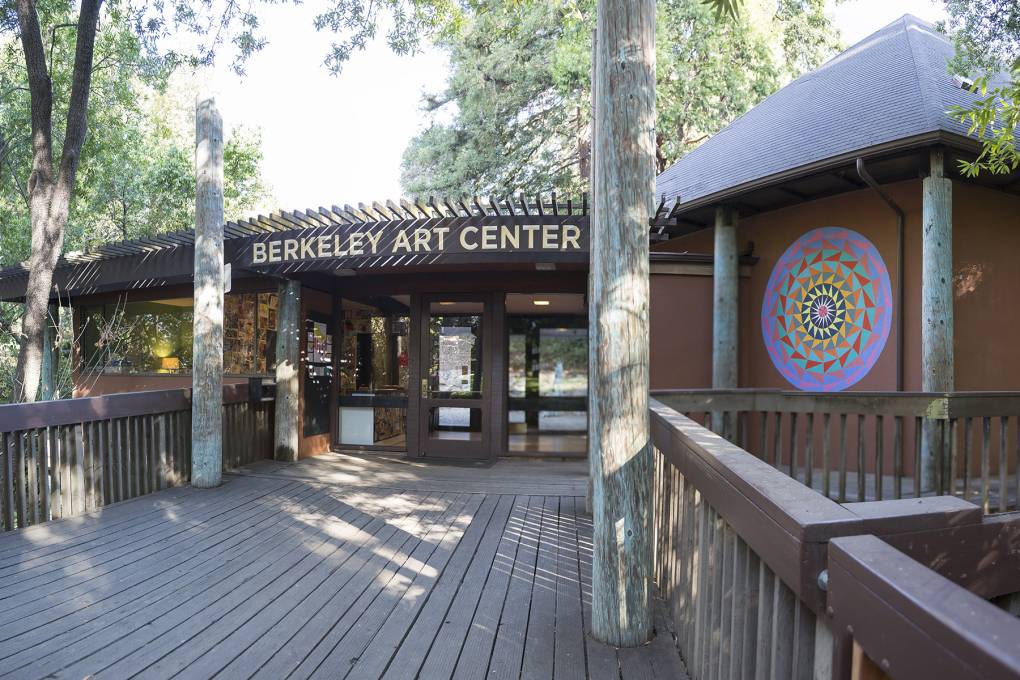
<box><xmin>589</xmin><ymin>0</ymin><xmax>656</xmax><ymax>648</ymax></box>
<box><xmin>13</xmin><ymin>0</ymin><xmax>102</xmax><ymax>403</ymax></box>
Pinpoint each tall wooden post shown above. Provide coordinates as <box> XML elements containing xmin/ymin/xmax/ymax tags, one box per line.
<box><xmin>39</xmin><ymin>302</ymin><xmax>59</xmax><ymax>401</ymax></box>
<box><xmin>274</xmin><ymin>279</ymin><xmax>301</xmax><ymax>461</ymax></box>
<box><xmin>191</xmin><ymin>95</ymin><xmax>224</xmax><ymax>489</ymax></box>
<box><xmin>921</xmin><ymin>148</ymin><xmax>953</xmax><ymax>490</ymax></box>
<box><xmin>712</xmin><ymin>206</ymin><xmax>738</xmax><ymax>432</ymax></box>
<box><xmin>589</xmin><ymin>0</ymin><xmax>656</xmax><ymax>647</ymax></box>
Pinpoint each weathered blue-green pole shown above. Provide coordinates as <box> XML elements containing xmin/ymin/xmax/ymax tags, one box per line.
<box><xmin>274</xmin><ymin>279</ymin><xmax>301</xmax><ymax>461</ymax></box>
<box><xmin>589</xmin><ymin>0</ymin><xmax>656</xmax><ymax>647</ymax></box>
<box><xmin>191</xmin><ymin>95</ymin><xmax>224</xmax><ymax>488</ymax></box>
<box><xmin>39</xmin><ymin>302</ymin><xmax>59</xmax><ymax>400</ymax></box>
<box><xmin>921</xmin><ymin>148</ymin><xmax>953</xmax><ymax>491</ymax></box>
<box><xmin>712</xmin><ymin>205</ymin><xmax>738</xmax><ymax>433</ymax></box>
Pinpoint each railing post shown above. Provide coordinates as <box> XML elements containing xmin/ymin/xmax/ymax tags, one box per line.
<box><xmin>191</xmin><ymin>94</ymin><xmax>225</xmax><ymax>488</ymax></box>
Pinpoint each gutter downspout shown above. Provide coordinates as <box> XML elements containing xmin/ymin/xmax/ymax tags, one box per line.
<box><xmin>856</xmin><ymin>158</ymin><xmax>905</xmax><ymax>392</ymax></box>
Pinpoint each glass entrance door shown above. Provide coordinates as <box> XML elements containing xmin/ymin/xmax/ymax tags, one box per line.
<box><xmin>418</xmin><ymin>295</ymin><xmax>491</xmax><ymax>459</ymax></box>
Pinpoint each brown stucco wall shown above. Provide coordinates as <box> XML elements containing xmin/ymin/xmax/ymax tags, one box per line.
<box><xmin>652</xmin><ymin>180</ymin><xmax>1020</xmax><ymax>392</ymax></box>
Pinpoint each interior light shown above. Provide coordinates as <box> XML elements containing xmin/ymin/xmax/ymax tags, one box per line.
<box><xmin>439</xmin><ymin>301</ymin><xmax>455</xmax><ymax>306</ymax></box>
<box><xmin>533</xmin><ymin>300</ymin><xmax>551</xmax><ymax>306</ymax></box>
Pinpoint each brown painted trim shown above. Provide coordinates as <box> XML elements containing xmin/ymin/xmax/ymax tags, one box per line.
<box><xmin>828</xmin><ymin>534</ymin><xmax>1020</xmax><ymax>680</ymax></box>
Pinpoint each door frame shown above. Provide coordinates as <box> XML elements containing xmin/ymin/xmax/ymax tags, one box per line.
<box><xmin>411</xmin><ymin>292</ymin><xmax>503</xmax><ymax>461</ymax></box>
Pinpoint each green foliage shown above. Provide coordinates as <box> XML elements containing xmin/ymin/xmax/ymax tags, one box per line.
<box><xmin>400</xmin><ymin>0</ymin><xmax>840</xmax><ymax>198</ymax></box>
<box><xmin>944</xmin><ymin>0</ymin><xmax>1020</xmax><ymax>176</ymax></box>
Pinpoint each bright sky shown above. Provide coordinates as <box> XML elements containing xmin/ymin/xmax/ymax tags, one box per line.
<box><xmin>207</xmin><ymin>0</ymin><xmax>949</xmax><ymax>215</ymax></box>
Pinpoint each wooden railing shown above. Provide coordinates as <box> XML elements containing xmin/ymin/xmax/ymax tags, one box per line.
<box><xmin>650</xmin><ymin>398</ymin><xmax>1020</xmax><ymax>680</ymax></box>
<box><xmin>654</xmin><ymin>389</ymin><xmax>1020</xmax><ymax>513</ymax></box>
<box><xmin>0</xmin><ymin>383</ymin><xmax>274</xmax><ymax>532</ymax></box>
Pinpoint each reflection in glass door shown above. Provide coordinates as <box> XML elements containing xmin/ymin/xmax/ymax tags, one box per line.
<box><xmin>420</xmin><ymin>297</ymin><xmax>490</xmax><ymax>458</ymax></box>
<box><xmin>337</xmin><ymin>296</ymin><xmax>411</xmax><ymax>450</ymax></box>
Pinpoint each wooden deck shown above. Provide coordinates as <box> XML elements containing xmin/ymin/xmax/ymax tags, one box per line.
<box><xmin>0</xmin><ymin>453</ymin><xmax>687</xmax><ymax>679</ymax></box>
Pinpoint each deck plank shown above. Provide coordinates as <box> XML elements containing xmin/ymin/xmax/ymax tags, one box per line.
<box><xmin>521</xmin><ymin>495</ymin><xmax>561</xmax><ymax>680</ymax></box>
<box><xmin>25</xmin><ymin>487</ymin><xmax>358</xmax><ymax>680</ymax></box>
<box><xmin>447</xmin><ymin>494</ymin><xmax>533</xmax><ymax>680</ymax></box>
<box><xmin>375</xmin><ymin>493</ymin><xmax>514</xmax><ymax>679</ymax></box>
<box><xmin>0</xmin><ymin>482</ymin><xmax>324</xmax><ymax>666</ymax></box>
<box><xmin>554</xmin><ymin>496</ymin><xmax>588</xmax><ymax>680</ymax></box>
<box><xmin>0</xmin><ymin>453</ymin><xmax>686</xmax><ymax>680</ymax></box>
<box><xmin>307</xmin><ymin>493</ymin><xmax>483</xmax><ymax>679</ymax></box>
<box><xmin>487</xmin><ymin>494</ymin><xmax>543</xmax><ymax>680</ymax></box>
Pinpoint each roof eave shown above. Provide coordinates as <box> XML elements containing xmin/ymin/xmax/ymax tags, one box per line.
<box><xmin>667</xmin><ymin>130</ymin><xmax>980</xmax><ymax>219</ymax></box>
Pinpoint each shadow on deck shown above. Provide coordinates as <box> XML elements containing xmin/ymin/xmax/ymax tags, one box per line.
<box><xmin>0</xmin><ymin>453</ymin><xmax>686</xmax><ymax>680</ymax></box>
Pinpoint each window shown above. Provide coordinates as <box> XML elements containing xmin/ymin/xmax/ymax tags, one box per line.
<box><xmin>81</xmin><ymin>292</ymin><xmax>276</xmax><ymax>376</ymax></box>
<box><xmin>338</xmin><ymin>296</ymin><xmax>410</xmax><ymax>449</ymax></box>
<box><xmin>506</xmin><ymin>293</ymin><xmax>588</xmax><ymax>454</ymax></box>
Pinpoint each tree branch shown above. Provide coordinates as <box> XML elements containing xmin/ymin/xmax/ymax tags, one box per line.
<box><xmin>58</xmin><ymin>0</ymin><xmax>102</xmax><ymax>190</ymax></box>
<box><xmin>15</xmin><ymin>0</ymin><xmax>54</xmax><ymax>190</ymax></box>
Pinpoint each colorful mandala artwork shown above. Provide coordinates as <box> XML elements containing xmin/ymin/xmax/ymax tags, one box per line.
<box><xmin>761</xmin><ymin>227</ymin><xmax>892</xmax><ymax>391</ymax></box>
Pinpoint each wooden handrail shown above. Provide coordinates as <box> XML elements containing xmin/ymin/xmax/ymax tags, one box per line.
<box><xmin>649</xmin><ymin>399</ymin><xmax>980</xmax><ymax>614</ymax></box>
<box><xmin>649</xmin><ymin>397</ymin><xmax>1020</xmax><ymax>680</ymax></box>
<box><xmin>0</xmin><ymin>382</ymin><xmax>262</xmax><ymax>432</ymax></box>
<box><xmin>652</xmin><ymin>388</ymin><xmax>1020</xmax><ymax>419</ymax></box>
<box><xmin>828</xmin><ymin>534</ymin><xmax>1020</xmax><ymax>680</ymax></box>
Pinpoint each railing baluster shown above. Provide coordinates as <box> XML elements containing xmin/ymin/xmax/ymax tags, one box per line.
<box><xmin>839</xmin><ymin>413</ymin><xmax>848</xmax><ymax>503</ymax></box>
<box><xmin>857</xmin><ymin>414</ymin><xmax>866</xmax><ymax>502</ymax></box>
<box><xmin>982</xmin><ymin>417</ymin><xmax>991</xmax><ymax>514</ymax></box>
<box><xmin>759</xmin><ymin>412</ymin><xmax>767</xmax><ymax>462</ymax></box>
<box><xmin>947</xmin><ymin>418</ymin><xmax>958</xmax><ymax>499</ymax></box>
<box><xmin>62</xmin><ymin>425</ymin><xmax>75</xmax><ymax>515</ymax></box>
<box><xmin>14</xmin><ymin>432</ymin><xmax>26</xmax><ymax>528</ymax></box>
<box><xmin>773</xmin><ymin>411</ymin><xmax>782</xmax><ymax>469</ymax></box>
<box><xmin>999</xmin><ymin>417</ymin><xmax>1008</xmax><ymax>513</ymax></box>
<box><xmin>822</xmin><ymin>413</ymin><xmax>831</xmax><ymax>499</ymax></box>
<box><xmin>788</xmin><ymin>412</ymin><xmax>798</xmax><ymax>481</ymax></box>
<box><xmin>804</xmin><ymin>413</ymin><xmax>814</xmax><ymax>492</ymax></box>
<box><xmin>1</xmin><ymin>433</ymin><xmax>12</xmax><ymax>531</ymax></box>
<box><xmin>73</xmin><ymin>423</ymin><xmax>86</xmax><ymax>516</ymax></box>
<box><xmin>893</xmin><ymin>416</ymin><xmax>903</xmax><ymax>500</ymax></box>
<box><xmin>963</xmin><ymin>417</ymin><xmax>972</xmax><ymax>503</ymax></box>
<box><xmin>913</xmin><ymin>417</ymin><xmax>922</xmax><ymax>499</ymax></box>
<box><xmin>875</xmin><ymin>414</ymin><xmax>884</xmax><ymax>502</ymax></box>
<box><xmin>39</xmin><ymin>427</ymin><xmax>51</xmax><ymax>522</ymax></box>
<box><xmin>27</xmin><ymin>430</ymin><xmax>38</xmax><ymax>526</ymax></box>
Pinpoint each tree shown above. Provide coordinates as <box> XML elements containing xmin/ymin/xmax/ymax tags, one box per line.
<box><xmin>400</xmin><ymin>0</ymin><xmax>840</xmax><ymax>198</ymax></box>
<box><xmin>0</xmin><ymin>0</ymin><xmax>462</xmax><ymax>402</ymax></box>
<box><xmin>944</xmin><ymin>0</ymin><xmax>1020</xmax><ymax>176</ymax></box>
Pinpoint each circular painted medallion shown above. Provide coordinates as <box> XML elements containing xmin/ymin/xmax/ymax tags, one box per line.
<box><xmin>761</xmin><ymin>227</ymin><xmax>892</xmax><ymax>391</ymax></box>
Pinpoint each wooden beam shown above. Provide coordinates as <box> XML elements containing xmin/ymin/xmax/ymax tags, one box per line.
<box><xmin>191</xmin><ymin>95</ymin><xmax>225</xmax><ymax>489</ymax></box>
<box><xmin>274</xmin><ymin>279</ymin><xmax>301</xmax><ymax>462</ymax></box>
<box><xmin>921</xmin><ymin>148</ymin><xmax>953</xmax><ymax>491</ymax></box>
<box><xmin>589</xmin><ymin>0</ymin><xmax>655</xmax><ymax>647</ymax></box>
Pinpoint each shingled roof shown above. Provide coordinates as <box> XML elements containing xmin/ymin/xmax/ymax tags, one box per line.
<box><xmin>656</xmin><ymin>14</ymin><xmax>988</xmax><ymax>208</ymax></box>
